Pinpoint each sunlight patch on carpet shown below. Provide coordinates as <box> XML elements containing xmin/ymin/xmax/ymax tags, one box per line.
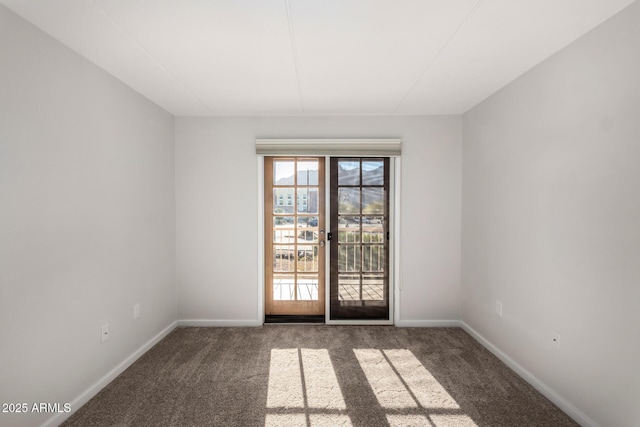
<box><xmin>384</xmin><ymin>349</ymin><xmax>460</xmax><ymax>409</ymax></box>
<box><xmin>386</xmin><ymin>414</ymin><xmax>431</xmax><ymax>427</ymax></box>
<box><xmin>265</xmin><ymin>414</ymin><xmax>306</xmax><ymax>426</ymax></box>
<box><xmin>266</xmin><ymin>348</ymin><xmax>352</xmax><ymax>426</ymax></box>
<box><xmin>301</xmin><ymin>349</ymin><xmax>347</xmax><ymax>410</ymax></box>
<box><xmin>353</xmin><ymin>349</ymin><xmax>418</xmax><ymax>409</ymax></box>
<box><xmin>430</xmin><ymin>414</ymin><xmax>478</xmax><ymax>427</ymax></box>
<box><xmin>266</xmin><ymin>349</ymin><xmax>304</xmax><ymax>408</ymax></box>
<box><xmin>309</xmin><ymin>414</ymin><xmax>353</xmax><ymax>426</ymax></box>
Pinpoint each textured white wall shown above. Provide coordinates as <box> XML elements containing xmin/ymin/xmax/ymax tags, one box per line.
<box><xmin>0</xmin><ymin>6</ymin><xmax>176</xmax><ymax>427</ymax></box>
<box><xmin>175</xmin><ymin>116</ymin><xmax>462</xmax><ymax>324</ymax></box>
<box><xmin>462</xmin><ymin>2</ymin><xmax>640</xmax><ymax>427</ymax></box>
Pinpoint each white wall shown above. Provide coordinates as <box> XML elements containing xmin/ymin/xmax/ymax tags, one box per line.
<box><xmin>0</xmin><ymin>6</ymin><xmax>176</xmax><ymax>427</ymax></box>
<box><xmin>175</xmin><ymin>116</ymin><xmax>461</xmax><ymax>325</ymax></box>
<box><xmin>462</xmin><ymin>2</ymin><xmax>640</xmax><ymax>427</ymax></box>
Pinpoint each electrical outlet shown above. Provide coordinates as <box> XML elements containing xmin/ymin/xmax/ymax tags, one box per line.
<box><xmin>101</xmin><ymin>323</ymin><xmax>110</xmax><ymax>343</ymax></box>
<box><xmin>134</xmin><ymin>303</ymin><xmax>141</xmax><ymax>319</ymax></box>
<box><xmin>495</xmin><ymin>300</ymin><xmax>503</xmax><ymax>317</ymax></box>
<box><xmin>551</xmin><ymin>331</ymin><xmax>560</xmax><ymax>350</ymax></box>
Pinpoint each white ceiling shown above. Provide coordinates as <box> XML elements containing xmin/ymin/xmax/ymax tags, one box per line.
<box><xmin>1</xmin><ymin>0</ymin><xmax>635</xmax><ymax>116</ymax></box>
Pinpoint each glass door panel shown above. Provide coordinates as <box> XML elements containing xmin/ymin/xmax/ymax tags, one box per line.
<box><xmin>265</xmin><ymin>157</ymin><xmax>325</xmax><ymax>316</ymax></box>
<box><xmin>330</xmin><ymin>158</ymin><xmax>390</xmax><ymax>320</ymax></box>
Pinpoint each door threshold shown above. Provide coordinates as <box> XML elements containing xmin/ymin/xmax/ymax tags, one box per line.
<box><xmin>264</xmin><ymin>315</ymin><xmax>325</xmax><ymax>324</ymax></box>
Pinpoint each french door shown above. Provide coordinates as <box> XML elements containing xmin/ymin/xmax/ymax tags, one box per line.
<box><xmin>265</xmin><ymin>157</ymin><xmax>326</xmax><ymax>315</ymax></box>
<box><xmin>329</xmin><ymin>158</ymin><xmax>390</xmax><ymax>320</ymax></box>
<box><xmin>264</xmin><ymin>157</ymin><xmax>390</xmax><ymax>321</ymax></box>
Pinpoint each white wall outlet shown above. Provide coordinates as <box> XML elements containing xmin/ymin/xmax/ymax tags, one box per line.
<box><xmin>551</xmin><ymin>331</ymin><xmax>561</xmax><ymax>350</ymax></box>
<box><xmin>101</xmin><ymin>323</ymin><xmax>110</xmax><ymax>343</ymax></box>
<box><xmin>134</xmin><ymin>303</ymin><xmax>141</xmax><ymax>319</ymax></box>
<box><xmin>495</xmin><ymin>300</ymin><xmax>503</xmax><ymax>317</ymax></box>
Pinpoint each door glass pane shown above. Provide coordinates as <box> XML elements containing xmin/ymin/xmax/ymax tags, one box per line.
<box><xmin>297</xmin><ymin>216</ymin><xmax>318</xmax><ymax>228</ymax></box>
<box><xmin>338</xmin><ymin>160</ymin><xmax>360</xmax><ymax>185</ymax></box>
<box><xmin>274</xmin><ymin>245</ymin><xmax>295</xmax><ymax>272</ymax></box>
<box><xmin>338</xmin><ymin>217</ymin><xmax>360</xmax><ymax>243</ymax></box>
<box><xmin>338</xmin><ymin>245</ymin><xmax>361</xmax><ymax>272</ymax></box>
<box><xmin>363</xmin><ymin>245</ymin><xmax>384</xmax><ymax>272</ymax></box>
<box><xmin>338</xmin><ymin>274</ymin><xmax>360</xmax><ymax>300</ymax></box>
<box><xmin>297</xmin><ymin>160</ymin><xmax>318</xmax><ymax>186</ymax></box>
<box><xmin>362</xmin><ymin>160</ymin><xmax>384</xmax><ymax>185</ymax></box>
<box><xmin>362</xmin><ymin>217</ymin><xmax>383</xmax><ymax>243</ymax></box>
<box><xmin>274</xmin><ymin>188</ymin><xmax>294</xmax><ymax>214</ymax></box>
<box><xmin>338</xmin><ymin>188</ymin><xmax>360</xmax><ymax>214</ymax></box>
<box><xmin>297</xmin><ymin>275</ymin><xmax>318</xmax><ymax>300</ymax></box>
<box><xmin>273</xmin><ymin>216</ymin><xmax>295</xmax><ymax>243</ymax></box>
<box><xmin>274</xmin><ymin>215</ymin><xmax>295</xmax><ymax>226</ymax></box>
<box><xmin>362</xmin><ymin>187</ymin><xmax>384</xmax><ymax>215</ymax></box>
<box><xmin>297</xmin><ymin>245</ymin><xmax>318</xmax><ymax>272</ymax></box>
<box><xmin>297</xmin><ymin>188</ymin><xmax>318</xmax><ymax>214</ymax></box>
<box><xmin>274</xmin><ymin>161</ymin><xmax>294</xmax><ymax>185</ymax></box>
<box><xmin>362</xmin><ymin>273</ymin><xmax>384</xmax><ymax>300</ymax></box>
<box><xmin>273</xmin><ymin>275</ymin><xmax>295</xmax><ymax>300</ymax></box>
<box><xmin>297</xmin><ymin>229</ymin><xmax>318</xmax><ymax>243</ymax></box>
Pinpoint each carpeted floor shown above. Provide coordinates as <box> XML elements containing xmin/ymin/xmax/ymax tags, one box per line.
<box><xmin>62</xmin><ymin>326</ymin><xmax>578</xmax><ymax>427</ymax></box>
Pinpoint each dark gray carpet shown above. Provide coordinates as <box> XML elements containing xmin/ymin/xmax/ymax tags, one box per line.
<box><xmin>62</xmin><ymin>326</ymin><xmax>578</xmax><ymax>427</ymax></box>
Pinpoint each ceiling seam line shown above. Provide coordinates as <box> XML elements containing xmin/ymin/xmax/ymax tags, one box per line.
<box><xmin>88</xmin><ymin>0</ymin><xmax>214</xmax><ymax>115</ymax></box>
<box><xmin>392</xmin><ymin>0</ymin><xmax>484</xmax><ymax>114</ymax></box>
<box><xmin>285</xmin><ymin>0</ymin><xmax>305</xmax><ymax>113</ymax></box>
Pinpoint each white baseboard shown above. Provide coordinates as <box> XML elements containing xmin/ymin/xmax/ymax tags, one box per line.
<box><xmin>177</xmin><ymin>319</ymin><xmax>262</xmax><ymax>327</ymax></box>
<box><xmin>460</xmin><ymin>321</ymin><xmax>599</xmax><ymax>427</ymax></box>
<box><xmin>396</xmin><ymin>319</ymin><xmax>462</xmax><ymax>327</ymax></box>
<box><xmin>43</xmin><ymin>321</ymin><xmax>178</xmax><ymax>427</ymax></box>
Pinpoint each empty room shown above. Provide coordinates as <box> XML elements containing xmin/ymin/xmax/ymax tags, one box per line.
<box><xmin>1</xmin><ymin>1</ymin><xmax>638</xmax><ymax>426</ymax></box>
